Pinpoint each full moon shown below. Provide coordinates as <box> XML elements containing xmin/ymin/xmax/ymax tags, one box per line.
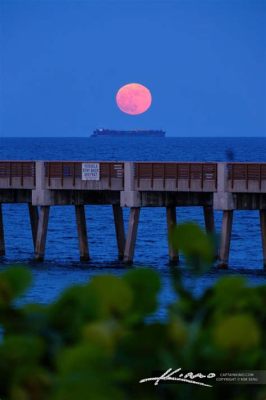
<box><xmin>116</xmin><ymin>83</ymin><xmax>152</xmax><ymax>115</ymax></box>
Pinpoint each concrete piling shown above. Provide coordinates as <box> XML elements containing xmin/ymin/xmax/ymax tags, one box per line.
<box><xmin>203</xmin><ymin>205</ymin><xmax>215</xmax><ymax>234</ymax></box>
<box><xmin>203</xmin><ymin>205</ymin><xmax>219</xmax><ymax>259</ymax></box>
<box><xmin>0</xmin><ymin>204</ymin><xmax>5</xmax><ymax>256</ymax></box>
<box><xmin>260</xmin><ymin>210</ymin><xmax>266</xmax><ymax>269</ymax></box>
<box><xmin>35</xmin><ymin>206</ymin><xmax>50</xmax><ymax>261</ymax></box>
<box><xmin>219</xmin><ymin>210</ymin><xmax>233</xmax><ymax>269</ymax></box>
<box><xmin>123</xmin><ymin>207</ymin><xmax>140</xmax><ymax>264</ymax></box>
<box><xmin>75</xmin><ymin>205</ymin><xmax>89</xmax><ymax>261</ymax></box>
<box><xmin>166</xmin><ymin>206</ymin><xmax>179</xmax><ymax>265</ymax></box>
<box><xmin>28</xmin><ymin>204</ymin><xmax>39</xmax><ymax>249</ymax></box>
<box><xmin>112</xmin><ymin>204</ymin><xmax>125</xmax><ymax>260</ymax></box>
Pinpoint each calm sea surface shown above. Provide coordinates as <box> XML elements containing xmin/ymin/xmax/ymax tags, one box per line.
<box><xmin>0</xmin><ymin>137</ymin><xmax>266</xmax><ymax>314</ymax></box>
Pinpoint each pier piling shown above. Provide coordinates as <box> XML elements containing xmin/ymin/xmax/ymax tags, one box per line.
<box><xmin>260</xmin><ymin>210</ymin><xmax>266</xmax><ymax>269</ymax></box>
<box><xmin>75</xmin><ymin>205</ymin><xmax>89</xmax><ymax>261</ymax></box>
<box><xmin>124</xmin><ymin>207</ymin><xmax>140</xmax><ymax>264</ymax></box>
<box><xmin>112</xmin><ymin>204</ymin><xmax>125</xmax><ymax>260</ymax></box>
<box><xmin>203</xmin><ymin>205</ymin><xmax>218</xmax><ymax>259</ymax></box>
<box><xmin>35</xmin><ymin>206</ymin><xmax>50</xmax><ymax>261</ymax></box>
<box><xmin>166</xmin><ymin>206</ymin><xmax>179</xmax><ymax>265</ymax></box>
<box><xmin>203</xmin><ymin>205</ymin><xmax>215</xmax><ymax>234</ymax></box>
<box><xmin>28</xmin><ymin>204</ymin><xmax>39</xmax><ymax>249</ymax></box>
<box><xmin>219</xmin><ymin>210</ymin><xmax>233</xmax><ymax>269</ymax></box>
<box><xmin>0</xmin><ymin>204</ymin><xmax>5</xmax><ymax>256</ymax></box>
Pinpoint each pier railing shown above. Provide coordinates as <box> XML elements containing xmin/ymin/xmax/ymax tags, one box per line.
<box><xmin>44</xmin><ymin>161</ymin><xmax>124</xmax><ymax>190</ymax></box>
<box><xmin>0</xmin><ymin>161</ymin><xmax>35</xmax><ymax>189</ymax></box>
<box><xmin>0</xmin><ymin>161</ymin><xmax>266</xmax><ymax>193</ymax></box>
<box><xmin>134</xmin><ymin>162</ymin><xmax>218</xmax><ymax>191</ymax></box>
<box><xmin>227</xmin><ymin>163</ymin><xmax>266</xmax><ymax>192</ymax></box>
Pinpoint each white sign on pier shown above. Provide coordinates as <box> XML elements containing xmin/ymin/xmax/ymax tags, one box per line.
<box><xmin>82</xmin><ymin>163</ymin><xmax>100</xmax><ymax>181</ymax></box>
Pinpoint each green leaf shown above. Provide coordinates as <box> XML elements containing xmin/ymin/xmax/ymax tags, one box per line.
<box><xmin>82</xmin><ymin>320</ymin><xmax>123</xmax><ymax>353</ymax></box>
<box><xmin>89</xmin><ymin>275</ymin><xmax>133</xmax><ymax>318</ymax></box>
<box><xmin>123</xmin><ymin>268</ymin><xmax>161</xmax><ymax>318</ymax></box>
<box><xmin>213</xmin><ymin>314</ymin><xmax>261</xmax><ymax>351</ymax></box>
<box><xmin>49</xmin><ymin>285</ymin><xmax>102</xmax><ymax>342</ymax></box>
<box><xmin>0</xmin><ymin>267</ymin><xmax>32</xmax><ymax>306</ymax></box>
<box><xmin>10</xmin><ymin>366</ymin><xmax>52</xmax><ymax>400</ymax></box>
<box><xmin>170</xmin><ymin>222</ymin><xmax>215</xmax><ymax>272</ymax></box>
<box><xmin>55</xmin><ymin>344</ymin><xmax>125</xmax><ymax>400</ymax></box>
<box><xmin>1</xmin><ymin>335</ymin><xmax>44</xmax><ymax>362</ymax></box>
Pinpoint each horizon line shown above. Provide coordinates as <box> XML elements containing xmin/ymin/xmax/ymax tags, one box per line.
<box><xmin>1</xmin><ymin>136</ymin><xmax>266</xmax><ymax>139</ymax></box>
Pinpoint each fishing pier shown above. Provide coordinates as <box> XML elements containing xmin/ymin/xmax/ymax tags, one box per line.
<box><xmin>0</xmin><ymin>160</ymin><xmax>265</xmax><ymax>268</ymax></box>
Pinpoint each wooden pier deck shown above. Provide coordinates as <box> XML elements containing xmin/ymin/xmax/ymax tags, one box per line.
<box><xmin>0</xmin><ymin>160</ymin><xmax>265</xmax><ymax>268</ymax></box>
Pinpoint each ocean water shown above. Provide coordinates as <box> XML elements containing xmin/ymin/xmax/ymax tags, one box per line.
<box><xmin>0</xmin><ymin>137</ymin><xmax>266</xmax><ymax>313</ymax></box>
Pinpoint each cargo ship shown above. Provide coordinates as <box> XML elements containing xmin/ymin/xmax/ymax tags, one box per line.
<box><xmin>91</xmin><ymin>129</ymin><xmax>165</xmax><ymax>137</ymax></box>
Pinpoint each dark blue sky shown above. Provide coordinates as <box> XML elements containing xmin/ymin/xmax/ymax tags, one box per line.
<box><xmin>0</xmin><ymin>0</ymin><xmax>265</xmax><ymax>137</ymax></box>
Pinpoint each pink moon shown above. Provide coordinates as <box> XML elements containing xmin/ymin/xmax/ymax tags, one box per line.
<box><xmin>116</xmin><ymin>83</ymin><xmax>152</xmax><ymax>115</ymax></box>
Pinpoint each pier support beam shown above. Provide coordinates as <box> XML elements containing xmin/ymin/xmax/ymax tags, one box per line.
<box><xmin>28</xmin><ymin>204</ymin><xmax>39</xmax><ymax>249</ymax></box>
<box><xmin>219</xmin><ymin>210</ymin><xmax>233</xmax><ymax>269</ymax></box>
<box><xmin>75</xmin><ymin>205</ymin><xmax>89</xmax><ymax>261</ymax></box>
<box><xmin>203</xmin><ymin>206</ymin><xmax>215</xmax><ymax>234</ymax></box>
<box><xmin>124</xmin><ymin>207</ymin><xmax>140</xmax><ymax>264</ymax></box>
<box><xmin>260</xmin><ymin>210</ymin><xmax>266</xmax><ymax>269</ymax></box>
<box><xmin>35</xmin><ymin>206</ymin><xmax>50</xmax><ymax>262</ymax></box>
<box><xmin>203</xmin><ymin>205</ymin><xmax>218</xmax><ymax>259</ymax></box>
<box><xmin>166</xmin><ymin>206</ymin><xmax>179</xmax><ymax>265</ymax></box>
<box><xmin>0</xmin><ymin>204</ymin><xmax>5</xmax><ymax>256</ymax></box>
<box><xmin>112</xmin><ymin>205</ymin><xmax>125</xmax><ymax>260</ymax></box>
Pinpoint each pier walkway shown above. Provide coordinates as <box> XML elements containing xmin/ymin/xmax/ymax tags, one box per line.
<box><xmin>0</xmin><ymin>160</ymin><xmax>265</xmax><ymax>268</ymax></box>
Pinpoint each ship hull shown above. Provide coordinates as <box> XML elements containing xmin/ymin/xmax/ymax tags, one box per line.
<box><xmin>91</xmin><ymin>129</ymin><xmax>165</xmax><ymax>138</ymax></box>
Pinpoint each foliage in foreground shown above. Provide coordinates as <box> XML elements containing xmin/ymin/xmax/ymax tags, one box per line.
<box><xmin>0</xmin><ymin>223</ymin><xmax>265</xmax><ymax>400</ymax></box>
